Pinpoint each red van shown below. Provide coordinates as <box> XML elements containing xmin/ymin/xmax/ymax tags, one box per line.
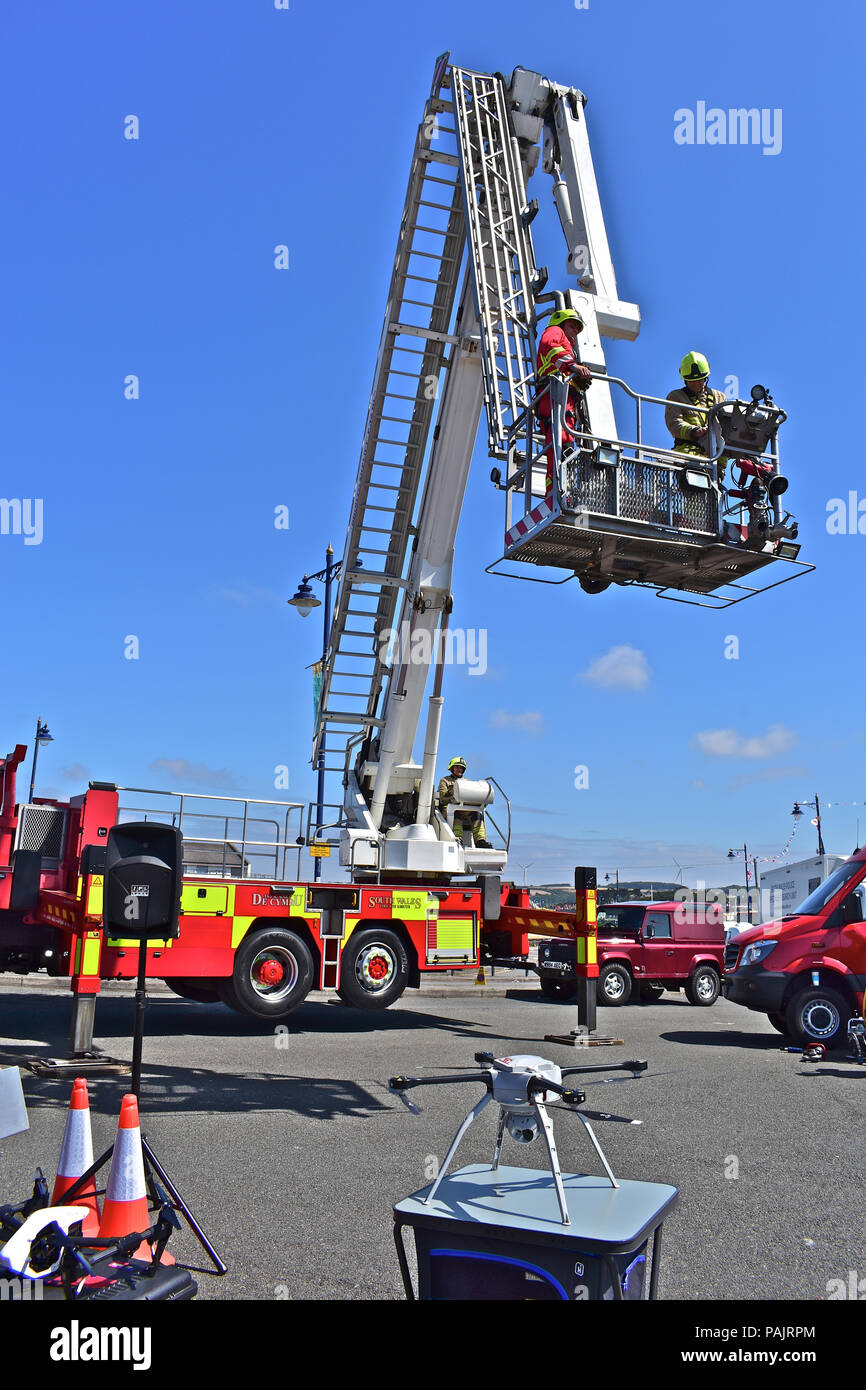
<box><xmin>538</xmin><ymin>899</ymin><xmax>726</xmax><ymax>1006</ymax></box>
<box><xmin>723</xmin><ymin>849</ymin><xmax>866</xmax><ymax>1047</ymax></box>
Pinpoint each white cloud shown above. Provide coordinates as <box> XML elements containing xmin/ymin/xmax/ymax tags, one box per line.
<box><xmin>150</xmin><ymin>758</ymin><xmax>239</xmax><ymax>790</ymax></box>
<box><xmin>489</xmin><ymin>709</ymin><xmax>544</xmax><ymax>735</ymax></box>
<box><xmin>694</xmin><ymin>724</ymin><xmax>797</xmax><ymax>760</ymax></box>
<box><xmin>580</xmin><ymin>645</ymin><xmax>650</xmax><ymax>691</ymax></box>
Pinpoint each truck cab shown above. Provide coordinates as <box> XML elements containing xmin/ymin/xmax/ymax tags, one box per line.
<box><xmin>724</xmin><ymin>849</ymin><xmax>866</xmax><ymax>1048</ymax></box>
<box><xmin>538</xmin><ymin>899</ymin><xmax>725</xmax><ymax>1006</ymax></box>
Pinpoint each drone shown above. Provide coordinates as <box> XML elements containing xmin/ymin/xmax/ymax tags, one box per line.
<box><xmin>388</xmin><ymin>1052</ymin><xmax>648</xmax><ymax>1226</ymax></box>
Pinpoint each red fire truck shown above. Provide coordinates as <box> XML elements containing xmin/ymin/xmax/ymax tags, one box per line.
<box><xmin>0</xmin><ymin>742</ymin><xmax>597</xmax><ymax>1039</ymax></box>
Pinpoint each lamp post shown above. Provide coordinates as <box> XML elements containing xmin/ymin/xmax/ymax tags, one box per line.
<box><xmin>28</xmin><ymin>718</ymin><xmax>54</xmax><ymax>803</ymax></box>
<box><xmin>791</xmin><ymin>794</ymin><xmax>825</xmax><ymax>857</ymax></box>
<box><xmin>289</xmin><ymin>546</ymin><xmax>341</xmax><ymax>881</ymax></box>
<box><xmin>728</xmin><ymin>843</ymin><xmax>753</xmax><ymax>923</ymax></box>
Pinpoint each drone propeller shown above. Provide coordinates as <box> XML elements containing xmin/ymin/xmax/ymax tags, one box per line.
<box><xmin>579</xmin><ymin>1109</ymin><xmax>642</xmax><ymax>1126</ymax></box>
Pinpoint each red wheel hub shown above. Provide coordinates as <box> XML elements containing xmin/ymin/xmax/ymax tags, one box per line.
<box><xmin>367</xmin><ymin>953</ymin><xmax>389</xmax><ymax>981</ymax></box>
<box><xmin>255</xmin><ymin>958</ymin><xmax>285</xmax><ymax>986</ymax></box>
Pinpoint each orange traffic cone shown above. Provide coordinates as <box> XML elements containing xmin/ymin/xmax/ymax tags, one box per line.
<box><xmin>97</xmin><ymin>1094</ymin><xmax>154</xmax><ymax>1261</ymax></box>
<box><xmin>52</xmin><ymin>1078</ymin><xmax>100</xmax><ymax>1236</ymax></box>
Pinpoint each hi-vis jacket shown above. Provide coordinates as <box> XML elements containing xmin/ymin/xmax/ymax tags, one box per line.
<box><xmin>665</xmin><ymin>383</ymin><xmax>726</xmax><ymax>456</ymax></box>
<box><xmin>535</xmin><ymin>325</ymin><xmax>587</xmax><ymax>415</ymax></box>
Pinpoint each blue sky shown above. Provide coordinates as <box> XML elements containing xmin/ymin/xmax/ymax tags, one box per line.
<box><xmin>2</xmin><ymin>0</ymin><xmax>862</xmax><ymax>887</ymax></box>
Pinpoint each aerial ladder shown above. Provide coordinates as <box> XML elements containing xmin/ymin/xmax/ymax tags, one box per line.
<box><xmin>309</xmin><ymin>55</ymin><xmax>811</xmax><ymax>882</ymax></box>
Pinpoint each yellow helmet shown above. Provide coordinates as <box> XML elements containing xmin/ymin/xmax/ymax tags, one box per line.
<box><xmin>549</xmin><ymin>308</ymin><xmax>585</xmax><ymax>330</ymax></box>
<box><xmin>448</xmin><ymin>756</ymin><xmax>467</xmax><ymax>770</ymax></box>
<box><xmin>680</xmin><ymin>350</ymin><xmax>710</xmax><ymax>381</ymax></box>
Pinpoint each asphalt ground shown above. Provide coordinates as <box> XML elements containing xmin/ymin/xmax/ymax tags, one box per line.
<box><xmin>1</xmin><ymin>977</ymin><xmax>864</xmax><ymax>1313</ymax></box>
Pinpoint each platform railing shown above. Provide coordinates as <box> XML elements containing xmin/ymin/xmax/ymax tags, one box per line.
<box><xmin>116</xmin><ymin>788</ymin><xmax>306</xmax><ymax>882</ymax></box>
<box><xmin>503</xmin><ymin>372</ymin><xmax>783</xmax><ymax>542</ymax></box>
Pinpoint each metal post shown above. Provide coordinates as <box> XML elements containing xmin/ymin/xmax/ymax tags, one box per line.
<box><xmin>815</xmin><ymin>791</ymin><xmax>825</xmax><ymax>857</ymax></box>
<box><xmin>743</xmin><ymin>843</ymin><xmax>750</xmax><ymax>923</ymax></box>
<box><xmin>68</xmin><ymin>993</ymin><xmax>97</xmax><ymax>1055</ymax></box>
<box><xmin>28</xmin><ymin>717</ymin><xmax>44</xmax><ymax>803</ymax></box>
<box><xmin>314</xmin><ymin>546</ymin><xmax>334</xmax><ymax>882</ymax></box>
<box><xmin>752</xmin><ymin>858</ymin><xmax>760</xmax><ymax>924</ymax></box>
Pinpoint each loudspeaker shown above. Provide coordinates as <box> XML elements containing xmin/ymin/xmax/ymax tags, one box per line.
<box><xmin>9</xmin><ymin>849</ymin><xmax>41</xmax><ymax>912</ymax></box>
<box><xmin>104</xmin><ymin>822</ymin><xmax>182</xmax><ymax>939</ymax></box>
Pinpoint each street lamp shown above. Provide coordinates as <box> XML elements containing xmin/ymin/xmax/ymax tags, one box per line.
<box><xmin>791</xmin><ymin>794</ymin><xmax>825</xmax><ymax>857</ymax></box>
<box><xmin>727</xmin><ymin>843</ymin><xmax>755</xmax><ymax>923</ymax></box>
<box><xmin>288</xmin><ymin>546</ymin><xmax>342</xmax><ymax>881</ymax></box>
<box><xmin>28</xmin><ymin>718</ymin><xmax>54</xmax><ymax>803</ymax></box>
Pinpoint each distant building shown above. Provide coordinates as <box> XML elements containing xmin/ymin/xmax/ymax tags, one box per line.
<box><xmin>183</xmin><ymin>840</ymin><xmax>250</xmax><ymax>877</ymax></box>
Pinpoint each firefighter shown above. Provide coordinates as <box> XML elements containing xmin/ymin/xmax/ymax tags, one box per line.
<box><xmin>438</xmin><ymin>756</ymin><xmax>492</xmax><ymax>848</ymax></box>
<box><xmin>535</xmin><ymin>308</ymin><xmax>593</xmax><ymax>490</ymax></box>
<box><xmin>665</xmin><ymin>351</ymin><xmax>729</xmax><ymax>479</ymax></box>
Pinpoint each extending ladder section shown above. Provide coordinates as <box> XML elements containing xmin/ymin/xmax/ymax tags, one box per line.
<box><xmin>451</xmin><ymin>67</ymin><xmax>542</xmax><ymax>460</ymax></box>
<box><xmin>313</xmin><ymin>61</ymin><xmax>468</xmax><ymax>790</ymax></box>
<box><xmin>313</xmin><ymin>60</ymin><xmax>546</xmax><ymax>833</ymax></box>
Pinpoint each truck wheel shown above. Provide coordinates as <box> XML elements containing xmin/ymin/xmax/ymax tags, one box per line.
<box><xmin>540</xmin><ymin>978</ymin><xmax>578</xmax><ymax>1002</ymax></box>
<box><xmin>223</xmin><ymin>928</ymin><xmax>314</xmax><ymax>1019</ymax></box>
<box><xmin>785</xmin><ymin>987</ymin><xmax>850</xmax><ymax>1050</ymax></box>
<box><xmin>166</xmin><ymin>978</ymin><xmax>221</xmax><ymax>1004</ymax></box>
<box><xmin>685</xmin><ymin>966</ymin><xmax>720</xmax><ymax>1007</ymax></box>
<box><xmin>337</xmin><ymin>928</ymin><xmax>409</xmax><ymax>1011</ymax></box>
<box><xmin>597</xmin><ymin>963</ymin><xmax>632</xmax><ymax>1006</ymax></box>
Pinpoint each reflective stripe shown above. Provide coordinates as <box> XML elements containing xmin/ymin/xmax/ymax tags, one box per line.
<box><xmin>538</xmin><ymin>344</ymin><xmax>571</xmax><ymax>376</ymax></box>
<box><xmin>231</xmin><ymin>915</ymin><xmax>255</xmax><ymax>949</ymax></box>
<box><xmin>393</xmin><ymin>891</ymin><xmax>437</xmax><ymax>921</ymax></box>
<box><xmin>86</xmin><ymin>874</ymin><xmax>104</xmax><ymax>918</ymax></box>
<box><xmin>82</xmin><ymin>933</ymin><xmax>102</xmax><ymax>976</ymax></box>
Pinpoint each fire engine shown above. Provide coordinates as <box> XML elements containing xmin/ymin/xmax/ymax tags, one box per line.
<box><xmin>0</xmin><ymin>56</ymin><xmax>807</xmax><ymax>1045</ymax></box>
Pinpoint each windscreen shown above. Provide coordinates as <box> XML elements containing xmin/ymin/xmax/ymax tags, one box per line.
<box><xmin>596</xmin><ymin>905</ymin><xmax>645</xmax><ymax>934</ymax></box>
<box><xmin>787</xmin><ymin>860</ymin><xmax>862</xmax><ymax>918</ymax></box>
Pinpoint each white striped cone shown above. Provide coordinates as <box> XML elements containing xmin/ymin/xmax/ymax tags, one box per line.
<box><xmin>97</xmin><ymin>1094</ymin><xmax>152</xmax><ymax>1258</ymax></box>
<box><xmin>52</xmin><ymin>1078</ymin><xmax>100</xmax><ymax>1236</ymax></box>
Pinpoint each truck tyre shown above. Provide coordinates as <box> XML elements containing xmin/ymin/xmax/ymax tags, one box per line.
<box><xmin>222</xmin><ymin>927</ymin><xmax>314</xmax><ymax>1019</ymax></box>
<box><xmin>597</xmin><ymin>963</ymin><xmax>632</xmax><ymax>1006</ymax></box>
<box><xmin>165</xmin><ymin>978</ymin><xmax>221</xmax><ymax>1004</ymax></box>
<box><xmin>540</xmin><ymin>977</ymin><xmax>578</xmax><ymax>1002</ymax></box>
<box><xmin>685</xmin><ymin>965</ymin><xmax>720</xmax><ymax>1007</ymax></box>
<box><xmin>785</xmin><ymin>986</ymin><xmax>850</xmax><ymax>1050</ymax></box>
<box><xmin>337</xmin><ymin>928</ymin><xmax>409</xmax><ymax>1011</ymax></box>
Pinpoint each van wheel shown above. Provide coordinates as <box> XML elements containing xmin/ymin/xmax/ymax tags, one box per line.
<box><xmin>223</xmin><ymin>928</ymin><xmax>314</xmax><ymax>1019</ymax></box>
<box><xmin>597</xmin><ymin>963</ymin><xmax>632</xmax><ymax>1006</ymax></box>
<box><xmin>337</xmin><ymin>929</ymin><xmax>409</xmax><ymax>1010</ymax></box>
<box><xmin>540</xmin><ymin>978</ymin><xmax>578</xmax><ymax>1002</ymax></box>
<box><xmin>685</xmin><ymin>966</ymin><xmax>720</xmax><ymax>1006</ymax></box>
<box><xmin>785</xmin><ymin>987</ymin><xmax>849</xmax><ymax>1050</ymax></box>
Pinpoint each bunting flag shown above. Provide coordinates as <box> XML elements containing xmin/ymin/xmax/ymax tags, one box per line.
<box><xmin>758</xmin><ymin>818</ymin><xmax>801</xmax><ymax>864</ymax></box>
<box><xmin>312</xmin><ymin>661</ymin><xmax>323</xmax><ymax>728</ymax></box>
